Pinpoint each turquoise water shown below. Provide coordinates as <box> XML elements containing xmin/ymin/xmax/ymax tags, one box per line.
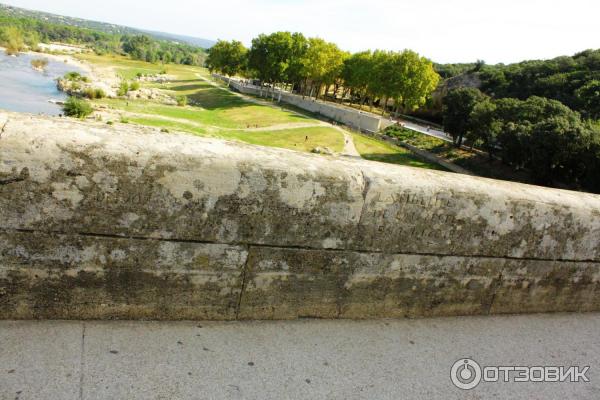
<box><xmin>0</xmin><ymin>52</ymin><xmax>83</xmax><ymax>115</ymax></box>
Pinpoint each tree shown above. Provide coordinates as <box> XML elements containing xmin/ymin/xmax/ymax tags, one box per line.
<box><xmin>284</xmin><ymin>33</ymin><xmax>308</xmax><ymax>91</ymax></box>
<box><xmin>368</xmin><ymin>50</ymin><xmax>394</xmax><ymax>113</ymax></box>
<box><xmin>392</xmin><ymin>50</ymin><xmax>440</xmax><ymax>114</ymax></box>
<box><xmin>468</xmin><ymin>99</ymin><xmax>500</xmax><ymax>156</ymax></box>
<box><xmin>528</xmin><ymin>116</ymin><xmax>590</xmax><ymax>184</ymax></box>
<box><xmin>342</xmin><ymin>51</ymin><xmax>373</xmax><ymax>105</ymax></box>
<box><xmin>1</xmin><ymin>26</ymin><xmax>25</xmax><ymax>55</ymax></box>
<box><xmin>122</xmin><ymin>35</ymin><xmax>154</xmax><ymax>61</ymax></box>
<box><xmin>341</xmin><ymin>49</ymin><xmax>439</xmax><ymax>115</ymax></box>
<box><xmin>63</xmin><ymin>97</ymin><xmax>93</xmax><ymax>118</ymax></box>
<box><xmin>247</xmin><ymin>32</ymin><xmax>296</xmax><ymax>89</ymax></box>
<box><xmin>206</xmin><ymin>40</ymin><xmax>248</xmax><ymax>78</ymax></box>
<box><xmin>473</xmin><ymin>59</ymin><xmax>486</xmax><ymax>72</ymax></box>
<box><xmin>575</xmin><ymin>80</ymin><xmax>600</xmax><ymax>119</ymax></box>
<box><xmin>442</xmin><ymin>88</ymin><xmax>487</xmax><ymax>146</ymax></box>
<box><xmin>301</xmin><ymin>38</ymin><xmax>347</xmax><ymax>99</ymax></box>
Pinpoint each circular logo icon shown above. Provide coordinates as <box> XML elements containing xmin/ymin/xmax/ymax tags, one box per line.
<box><xmin>450</xmin><ymin>358</ymin><xmax>482</xmax><ymax>390</ymax></box>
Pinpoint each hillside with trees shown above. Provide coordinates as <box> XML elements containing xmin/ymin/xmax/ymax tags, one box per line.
<box><xmin>0</xmin><ymin>6</ymin><xmax>206</xmax><ymax>65</ymax></box>
<box><xmin>0</xmin><ymin>3</ymin><xmax>215</xmax><ymax>48</ymax></box>
<box><xmin>478</xmin><ymin>50</ymin><xmax>600</xmax><ymax>119</ymax></box>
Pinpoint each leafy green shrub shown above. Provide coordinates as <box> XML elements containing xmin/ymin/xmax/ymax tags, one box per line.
<box><xmin>160</xmin><ymin>128</ymin><xmax>169</xmax><ymax>133</ymax></box>
<box><xmin>83</xmin><ymin>88</ymin><xmax>96</xmax><ymax>99</ymax></box>
<box><xmin>63</xmin><ymin>97</ymin><xmax>93</xmax><ymax>118</ymax></box>
<box><xmin>130</xmin><ymin>81</ymin><xmax>140</xmax><ymax>91</ymax></box>
<box><xmin>64</xmin><ymin>71</ymin><xmax>82</xmax><ymax>81</ymax></box>
<box><xmin>176</xmin><ymin>95</ymin><xmax>187</xmax><ymax>106</ymax></box>
<box><xmin>117</xmin><ymin>81</ymin><xmax>130</xmax><ymax>96</ymax></box>
<box><xmin>384</xmin><ymin>125</ymin><xmax>446</xmax><ymax>153</ymax></box>
<box><xmin>83</xmin><ymin>88</ymin><xmax>107</xmax><ymax>99</ymax></box>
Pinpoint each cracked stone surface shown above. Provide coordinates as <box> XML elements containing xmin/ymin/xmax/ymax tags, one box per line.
<box><xmin>0</xmin><ymin>111</ymin><xmax>599</xmax><ymax>319</ymax></box>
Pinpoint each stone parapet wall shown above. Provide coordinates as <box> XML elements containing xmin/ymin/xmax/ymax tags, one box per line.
<box><xmin>1</xmin><ymin>112</ymin><xmax>599</xmax><ymax>320</ymax></box>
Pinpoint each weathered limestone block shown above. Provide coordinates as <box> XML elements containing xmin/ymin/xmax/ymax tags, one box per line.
<box><xmin>0</xmin><ymin>231</ymin><xmax>246</xmax><ymax>319</ymax></box>
<box><xmin>0</xmin><ymin>112</ymin><xmax>599</xmax><ymax>320</ymax></box>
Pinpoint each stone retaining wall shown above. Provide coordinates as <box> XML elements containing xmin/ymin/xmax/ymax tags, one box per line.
<box><xmin>1</xmin><ymin>112</ymin><xmax>599</xmax><ymax>320</ymax></box>
<box><xmin>214</xmin><ymin>75</ymin><xmax>392</xmax><ymax>133</ymax></box>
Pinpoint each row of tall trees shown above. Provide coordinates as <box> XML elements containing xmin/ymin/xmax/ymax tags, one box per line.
<box><xmin>206</xmin><ymin>32</ymin><xmax>440</xmax><ymax>114</ymax></box>
<box><xmin>443</xmin><ymin>88</ymin><xmax>600</xmax><ymax>191</ymax></box>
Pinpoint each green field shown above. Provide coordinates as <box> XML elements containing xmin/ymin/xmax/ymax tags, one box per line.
<box><xmin>77</xmin><ymin>54</ymin><xmax>440</xmax><ymax>169</ymax></box>
<box><xmin>127</xmin><ymin>116</ymin><xmax>343</xmax><ymax>152</ymax></box>
<box><xmin>77</xmin><ymin>53</ymin><xmax>199</xmax><ymax>80</ymax></box>
<box><xmin>98</xmin><ymin>96</ymin><xmax>309</xmax><ymax>129</ymax></box>
<box><xmin>351</xmin><ymin>133</ymin><xmax>443</xmax><ymax>170</ymax></box>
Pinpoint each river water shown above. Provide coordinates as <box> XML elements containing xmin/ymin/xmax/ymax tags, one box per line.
<box><xmin>0</xmin><ymin>51</ymin><xmax>83</xmax><ymax>115</ymax></box>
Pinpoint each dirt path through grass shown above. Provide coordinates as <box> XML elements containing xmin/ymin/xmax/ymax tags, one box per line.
<box><xmin>336</xmin><ymin>127</ymin><xmax>361</xmax><ymax>157</ymax></box>
<box><xmin>200</xmin><ymin>74</ymin><xmax>363</xmax><ymax>157</ymax></box>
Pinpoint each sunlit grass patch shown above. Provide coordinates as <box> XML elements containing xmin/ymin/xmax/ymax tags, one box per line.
<box><xmin>219</xmin><ymin>127</ymin><xmax>345</xmax><ymax>153</ymax></box>
<box><xmin>351</xmin><ymin>133</ymin><xmax>443</xmax><ymax>170</ymax></box>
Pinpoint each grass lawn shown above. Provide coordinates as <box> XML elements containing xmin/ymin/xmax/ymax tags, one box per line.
<box><xmin>127</xmin><ymin>116</ymin><xmax>207</xmax><ymax>135</ymax></box>
<box><xmin>351</xmin><ymin>133</ymin><xmax>444</xmax><ymax>170</ymax></box>
<box><xmin>126</xmin><ymin>115</ymin><xmax>344</xmax><ymax>152</ymax></box>
<box><xmin>221</xmin><ymin>127</ymin><xmax>344</xmax><ymax>152</ymax></box>
<box><xmin>76</xmin><ymin>53</ymin><xmax>201</xmax><ymax>80</ymax></box>
<box><xmin>83</xmin><ymin>54</ymin><xmax>310</xmax><ymax>130</ymax></box>
<box><xmin>78</xmin><ymin>54</ymin><xmax>443</xmax><ymax>168</ymax></box>
<box><xmin>98</xmin><ymin>97</ymin><xmax>308</xmax><ymax>129</ymax></box>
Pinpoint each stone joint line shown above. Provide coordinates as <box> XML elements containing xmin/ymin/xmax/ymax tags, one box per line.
<box><xmin>2</xmin><ymin>227</ymin><xmax>598</xmax><ymax>265</ymax></box>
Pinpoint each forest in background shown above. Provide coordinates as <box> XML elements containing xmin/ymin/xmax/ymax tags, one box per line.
<box><xmin>0</xmin><ymin>9</ymin><xmax>206</xmax><ymax>65</ymax></box>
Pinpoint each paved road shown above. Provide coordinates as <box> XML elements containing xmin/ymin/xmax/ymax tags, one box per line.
<box><xmin>1</xmin><ymin>313</ymin><xmax>599</xmax><ymax>399</ymax></box>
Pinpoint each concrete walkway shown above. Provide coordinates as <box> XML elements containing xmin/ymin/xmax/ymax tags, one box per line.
<box><xmin>1</xmin><ymin>313</ymin><xmax>599</xmax><ymax>399</ymax></box>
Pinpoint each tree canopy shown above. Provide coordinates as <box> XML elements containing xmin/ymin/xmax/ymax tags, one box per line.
<box><xmin>444</xmin><ymin>88</ymin><xmax>600</xmax><ymax>191</ymax></box>
<box><xmin>206</xmin><ymin>40</ymin><xmax>248</xmax><ymax>77</ymax></box>
<box><xmin>442</xmin><ymin>87</ymin><xmax>487</xmax><ymax>146</ymax></box>
<box><xmin>241</xmin><ymin>32</ymin><xmax>441</xmax><ymax>113</ymax></box>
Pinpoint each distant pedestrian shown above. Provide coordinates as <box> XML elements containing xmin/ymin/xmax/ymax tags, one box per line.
<box><xmin>305</xmin><ymin>136</ymin><xmax>308</xmax><ymax>142</ymax></box>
